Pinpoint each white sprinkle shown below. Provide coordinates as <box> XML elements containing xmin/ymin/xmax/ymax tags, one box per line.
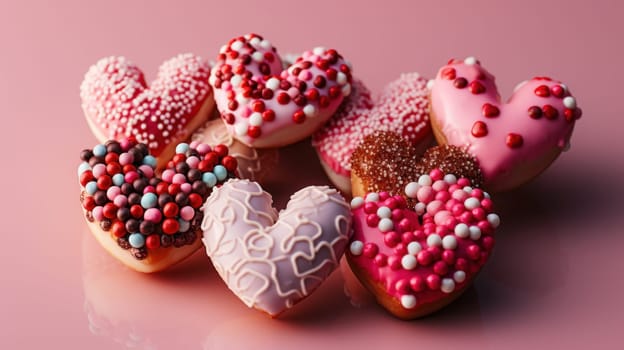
<box><xmin>230</xmin><ymin>75</ymin><xmax>242</xmax><ymax>88</ymax></box>
<box><xmin>563</xmin><ymin>96</ymin><xmax>576</xmax><ymax>109</ymax></box>
<box><xmin>401</xmin><ymin>295</ymin><xmax>417</xmax><ymax>309</ymax></box>
<box><xmin>376</xmin><ymin>206</ymin><xmax>392</xmax><ymax>219</ymax></box>
<box><xmin>405</xmin><ymin>182</ymin><xmax>420</xmax><ymax>198</ymax></box>
<box><xmin>342</xmin><ymin>83</ymin><xmax>351</xmax><ymax>96</ymax></box>
<box><xmin>337</xmin><ymin>72</ymin><xmax>348</xmax><ymax>85</ymax></box>
<box><xmin>230</xmin><ymin>40</ymin><xmax>244</xmax><ymax>52</ymax></box>
<box><xmin>464</xmin><ymin>197</ymin><xmax>480</xmax><ymax>210</ymax></box>
<box><xmin>464</xmin><ymin>56</ymin><xmax>477</xmax><ymax>65</ymax></box>
<box><xmin>455</xmin><ymin>223</ymin><xmax>470</xmax><ymax>238</ymax></box>
<box><xmin>266</xmin><ymin>77</ymin><xmax>280</xmax><ymax>90</ymax></box>
<box><xmin>454</xmin><ymin>270</ymin><xmax>466</xmax><ymax>283</ymax></box>
<box><xmin>469</xmin><ymin>226</ymin><xmax>482</xmax><ymax>240</ymax></box>
<box><xmin>313</xmin><ymin>46</ymin><xmax>326</xmax><ymax>55</ymax></box>
<box><xmin>418</xmin><ymin>174</ymin><xmax>432</xmax><ymax>186</ymax></box>
<box><xmin>249</xmin><ymin>37</ymin><xmax>261</xmax><ymax>47</ymax></box>
<box><xmin>350</xmin><ymin>241</ymin><xmax>364</xmax><ymax>255</ymax></box>
<box><xmin>407</xmin><ymin>241</ymin><xmax>422</xmax><ymax>255</ymax></box>
<box><xmin>303</xmin><ymin>104</ymin><xmax>318</xmax><ymax>117</ymax></box>
<box><xmin>442</xmin><ymin>235</ymin><xmax>458</xmax><ymax>250</ymax></box>
<box><xmin>463</xmin><ymin>186</ymin><xmax>473</xmax><ymax>193</ymax></box>
<box><xmin>427</xmin><ymin>234</ymin><xmax>442</xmax><ymax>247</ymax></box>
<box><xmin>414</xmin><ymin>202</ymin><xmax>426</xmax><ymax>215</ymax></box>
<box><xmin>444</xmin><ymin>174</ymin><xmax>457</xmax><ymax>184</ymax></box>
<box><xmin>260</xmin><ymin>40</ymin><xmax>271</xmax><ymax>49</ymax></box>
<box><xmin>378</xmin><ymin>218</ymin><xmax>394</xmax><ymax>232</ymax></box>
<box><xmin>560</xmin><ymin>84</ymin><xmax>568</xmax><ymax>93</ymax></box>
<box><xmin>487</xmin><ymin>213</ymin><xmax>500</xmax><ymax>228</ymax></box>
<box><xmin>249</xmin><ymin>112</ymin><xmax>263</xmax><ymax>127</ymax></box>
<box><xmin>441</xmin><ymin>278</ymin><xmax>456</xmax><ymax>293</ymax></box>
<box><xmin>483</xmin><ymin>192</ymin><xmax>491</xmax><ymax>199</ymax></box>
<box><xmin>350</xmin><ymin>197</ymin><xmax>364</xmax><ymax>209</ymax></box>
<box><xmin>219</xmin><ymin>45</ymin><xmax>228</xmax><ymax>54</ymax></box>
<box><xmin>365</xmin><ymin>193</ymin><xmax>380</xmax><ymax>202</ymax></box>
<box><xmin>252</xmin><ymin>51</ymin><xmax>264</xmax><ymax>62</ymax></box>
<box><xmin>401</xmin><ymin>255</ymin><xmax>417</xmax><ymax>270</ymax></box>
<box><xmin>234</xmin><ymin>123</ymin><xmax>247</xmax><ymax>136</ymax></box>
<box><xmin>426</xmin><ymin>79</ymin><xmax>435</xmax><ymax>90</ymax></box>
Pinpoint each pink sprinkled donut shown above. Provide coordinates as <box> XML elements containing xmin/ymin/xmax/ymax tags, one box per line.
<box><xmin>347</xmin><ymin>169</ymin><xmax>499</xmax><ymax>319</ymax></box>
<box><xmin>313</xmin><ymin>73</ymin><xmax>433</xmax><ymax>193</ymax></box>
<box><xmin>210</xmin><ymin>33</ymin><xmax>353</xmax><ymax>148</ymax></box>
<box><xmin>429</xmin><ymin>57</ymin><xmax>581</xmax><ymax>192</ymax></box>
<box><xmin>80</xmin><ymin>54</ymin><xmax>214</xmax><ymax>169</ymax></box>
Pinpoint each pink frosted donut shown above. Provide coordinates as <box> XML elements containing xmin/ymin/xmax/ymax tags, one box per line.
<box><xmin>346</xmin><ymin>168</ymin><xmax>500</xmax><ymax>319</ymax></box>
<box><xmin>201</xmin><ymin>179</ymin><xmax>352</xmax><ymax>317</ymax></box>
<box><xmin>80</xmin><ymin>54</ymin><xmax>214</xmax><ymax>169</ymax></box>
<box><xmin>429</xmin><ymin>57</ymin><xmax>581</xmax><ymax>192</ymax></box>
<box><xmin>313</xmin><ymin>73</ymin><xmax>433</xmax><ymax>193</ymax></box>
<box><xmin>192</xmin><ymin>119</ymin><xmax>278</xmax><ymax>182</ymax></box>
<box><xmin>210</xmin><ymin>33</ymin><xmax>353</xmax><ymax>148</ymax></box>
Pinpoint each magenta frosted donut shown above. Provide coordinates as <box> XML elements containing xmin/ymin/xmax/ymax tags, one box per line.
<box><xmin>80</xmin><ymin>54</ymin><xmax>214</xmax><ymax>168</ymax></box>
<box><xmin>346</xmin><ymin>168</ymin><xmax>500</xmax><ymax>319</ymax></box>
<box><xmin>210</xmin><ymin>33</ymin><xmax>353</xmax><ymax>148</ymax></box>
<box><xmin>429</xmin><ymin>57</ymin><xmax>581</xmax><ymax>191</ymax></box>
<box><xmin>201</xmin><ymin>179</ymin><xmax>352</xmax><ymax>317</ymax></box>
<box><xmin>313</xmin><ymin>73</ymin><xmax>432</xmax><ymax>193</ymax></box>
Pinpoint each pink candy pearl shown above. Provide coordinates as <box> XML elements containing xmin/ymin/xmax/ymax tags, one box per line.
<box><xmin>457</xmin><ymin>178</ymin><xmax>470</xmax><ymax>187</ymax></box>
<box><xmin>432</xmin><ymin>180</ymin><xmax>448</xmax><ymax>192</ymax></box>
<box><xmin>452</xmin><ymin>189</ymin><xmax>468</xmax><ymax>201</ymax></box>
<box><xmin>113</xmin><ymin>195</ymin><xmax>127</xmax><ymax>208</ymax></box>
<box><xmin>92</xmin><ymin>164</ymin><xmax>106</xmax><ymax>178</ymax></box>
<box><xmin>186</xmin><ymin>156</ymin><xmax>200</xmax><ymax>169</ymax></box>
<box><xmin>181</xmin><ymin>183</ymin><xmax>192</xmax><ymax>194</ymax></box>
<box><xmin>138</xmin><ymin>165</ymin><xmax>153</xmax><ymax>178</ymax></box>
<box><xmin>398</xmin><ymin>218</ymin><xmax>412</xmax><ymax>232</ymax></box>
<box><xmin>172</xmin><ymin>173</ymin><xmax>186</xmax><ymax>184</ymax></box>
<box><xmin>434</xmin><ymin>210</ymin><xmax>452</xmax><ymax>226</ymax></box>
<box><xmin>144</xmin><ymin>208</ymin><xmax>162</xmax><ymax>222</ymax></box>
<box><xmin>119</xmin><ymin>152</ymin><xmax>134</xmax><ymax>166</ymax></box>
<box><xmin>125</xmin><ymin>171</ymin><xmax>139</xmax><ymax>183</ymax></box>
<box><xmin>106</xmin><ymin>186</ymin><xmax>121</xmax><ymax>201</ymax></box>
<box><xmin>92</xmin><ymin>206</ymin><xmax>104</xmax><ymax>221</ymax></box>
<box><xmin>161</xmin><ymin>169</ymin><xmax>175</xmax><ymax>183</ymax></box>
<box><xmin>143</xmin><ymin>186</ymin><xmax>155</xmax><ymax>194</ymax></box>
<box><xmin>120</xmin><ymin>139</ymin><xmax>132</xmax><ymax>151</ymax></box>
<box><xmin>426</xmin><ymin>200</ymin><xmax>444</xmax><ymax>215</ymax></box>
<box><xmin>197</xmin><ymin>144</ymin><xmax>212</xmax><ymax>155</ymax></box>
<box><xmin>429</xmin><ymin>168</ymin><xmax>444</xmax><ymax>181</ymax></box>
<box><xmin>417</xmin><ymin>186</ymin><xmax>434</xmax><ymax>203</ymax></box>
<box><xmin>189</xmin><ymin>140</ymin><xmax>200</xmax><ymax>149</ymax></box>
<box><xmin>298</xmin><ymin>69</ymin><xmax>312</xmax><ymax>81</ymax></box>
<box><xmin>180</xmin><ymin>206</ymin><xmax>195</xmax><ymax>221</ymax></box>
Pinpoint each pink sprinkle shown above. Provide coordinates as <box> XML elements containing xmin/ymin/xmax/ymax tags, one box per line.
<box><xmin>364</xmin><ymin>202</ymin><xmax>378</xmax><ymax>215</ymax></box>
<box><xmin>472</xmin><ymin>207</ymin><xmax>486</xmax><ymax>220</ymax></box>
<box><xmin>241</xmin><ymin>107</ymin><xmax>252</xmax><ymax>118</ymax></box>
<box><xmin>92</xmin><ymin>164</ymin><xmax>106</xmax><ymax>178</ymax></box>
<box><xmin>181</xmin><ymin>183</ymin><xmax>192</xmax><ymax>193</ymax></box>
<box><xmin>434</xmin><ymin>210</ymin><xmax>452</xmax><ymax>226</ymax></box>
<box><xmin>481</xmin><ymin>198</ymin><xmax>493</xmax><ymax>211</ymax></box>
<box><xmin>143</xmin><ymin>186</ymin><xmax>155</xmax><ymax>194</ymax></box>
<box><xmin>120</xmin><ymin>139</ymin><xmax>132</xmax><ymax>151</ymax></box>
<box><xmin>113</xmin><ymin>195</ymin><xmax>127</xmax><ymax>208</ymax></box>
<box><xmin>429</xmin><ymin>168</ymin><xmax>444</xmax><ymax>181</ymax></box>
<box><xmin>426</xmin><ymin>200</ymin><xmax>444</xmax><ymax>215</ymax></box>
<box><xmin>416</xmin><ymin>186</ymin><xmax>434</xmax><ymax>203</ymax></box>
<box><xmin>161</xmin><ymin>169</ymin><xmax>175</xmax><ymax>183</ymax></box>
<box><xmin>180</xmin><ymin>206</ymin><xmax>195</xmax><ymax>221</ymax></box>
<box><xmin>384</xmin><ymin>197</ymin><xmax>398</xmax><ymax>209</ymax></box>
<box><xmin>391</xmin><ymin>209</ymin><xmax>404</xmax><ymax>221</ymax></box>
<box><xmin>366</xmin><ymin>214</ymin><xmax>380</xmax><ymax>227</ymax></box>
<box><xmin>172</xmin><ymin>173</ymin><xmax>186</xmax><ymax>184</ymax></box>
<box><xmin>106</xmin><ymin>186</ymin><xmax>121</xmax><ymax>201</ymax></box>
<box><xmin>398</xmin><ymin>218</ymin><xmax>412</xmax><ymax>232</ymax></box>
<box><xmin>124</xmin><ymin>171</ymin><xmax>139</xmax><ymax>183</ymax></box>
<box><xmin>186</xmin><ymin>156</ymin><xmax>200</xmax><ymax>169</ymax></box>
<box><xmin>197</xmin><ymin>143</ymin><xmax>212</xmax><ymax>155</ymax></box>
<box><xmin>189</xmin><ymin>140</ymin><xmax>200</xmax><ymax>149</ymax></box>
<box><xmin>452</xmin><ymin>189</ymin><xmax>468</xmax><ymax>201</ymax></box>
<box><xmin>144</xmin><ymin>208</ymin><xmax>162</xmax><ymax>222</ymax></box>
<box><xmin>298</xmin><ymin>70</ymin><xmax>312</xmax><ymax>81</ymax></box>
<box><xmin>138</xmin><ymin>165</ymin><xmax>153</xmax><ymax>178</ymax></box>
<box><xmin>435</xmin><ymin>190</ymin><xmax>451</xmax><ymax>202</ymax></box>
<box><xmin>432</xmin><ymin>180</ymin><xmax>448</xmax><ymax>192</ymax></box>
<box><xmin>379</xmin><ymin>192</ymin><xmax>391</xmax><ymax>201</ymax></box>
<box><xmin>457</xmin><ymin>178</ymin><xmax>470</xmax><ymax>187</ymax></box>
<box><xmin>471</xmin><ymin>188</ymin><xmax>484</xmax><ymax>199</ymax></box>
<box><xmin>92</xmin><ymin>206</ymin><xmax>104</xmax><ymax>221</ymax></box>
<box><xmin>119</xmin><ymin>152</ymin><xmax>134</xmax><ymax>166</ymax></box>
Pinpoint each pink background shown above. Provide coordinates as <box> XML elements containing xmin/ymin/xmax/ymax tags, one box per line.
<box><xmin>2</xmin><ymin>0</ymin><xmax>623</xmax><ymax>348</ymax></box>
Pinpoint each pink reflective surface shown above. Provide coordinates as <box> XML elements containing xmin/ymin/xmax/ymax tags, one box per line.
<box><xmin>2</xmin><ymin>0</ymin><xmax>623</xmax><ymax>349</ymax></box>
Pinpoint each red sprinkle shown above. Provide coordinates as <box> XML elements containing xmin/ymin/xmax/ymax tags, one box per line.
<box><xmin>248</xmin><ymin>126</ymin><xmax>261</xmax><ymax>138</ymax></box>
<box><xmin>542</xmin><ymin>105</ymin><xmax>559</xmax><ymax>120</ymax></box>
<box><xmin>469</xmin><ymin>81</ymin><xmax>485</xmax><ymax>94</ymax></box>
<box><xmin>441</xmin><ymin>67</ymin><xmax>456</xmax><ymax>80</ymax></box>
<box><xmin>145</xmin><ymin>234</ymin><xmax>160</xmax><ymax>249</ymax></box>
<box><xmin>277</xmin><ymin>92</ymin><xmax>290</xmax><ymax>104</ymax></box>
<box><xmin>188</xmin><ymin>193</ymin><xmax>203</xmax><ymax>208</ymax></box>
<box><xmin>163</xmin><ymin>202</ymin><xmax>179</xmax><ymax>218</ymax></box>
<box><xmin>453</xmin><ymin>77</ymin><xmax>468</xmax><ymax>89</ymax></box>
<box><xmin>222</xmin><ymin>156</ymin><xmax>238</xmax><ymax>172</ymax></box>
<box><xmin>262</xmin><ymin>110</ymin><xmax>275</xmax><ymax>121</ymax></box>
<box><xmin>214</xmin><ymin>144</ymin><xmax>229</xmax><ymax>158</ymax></box>
<box><xmin>551</xmin><ymin>85</ymin><xmax>565</xmax><ymax>98</ymax></box>
<box><xmin>564</xmin><ymin>108</ymin><xmax>575</xmax><ymax>122</ymax></box>
<box><xmin>471</xmin><ymin>121</ymin><xmax>488</xmax><ymax>137</ymax></box>
<box><xmin>506</xmin><ymin>133</ymin><xmax>524</xmax><ymax>148</ymax></box>
<box><xmin>292</xmin><ymin>111</ymin><xmax>306</xmax><ymax>124</ymax></box>
<box><xmin>162</xmin><ymin>218</ymin><xmax>180</xmax><ymax>235</ymax></box>
<box><xmin>111</xmin><ymin>221</ymin><xmax>126</xmax><ymax>238</ymax></box>
<box><xmin>528</xmin><ymin>106</ymin><xmax>543</xmax><ymax>119</ymax></box>
<box><xmin>482</xmin><ymin>103</ymin><xmax>500</xmax><ymax>117</ymax></box>
<box><xmin>534</xmin><ymin>85</ymin><xmax>550</xmax><ymax>97</ymax></box>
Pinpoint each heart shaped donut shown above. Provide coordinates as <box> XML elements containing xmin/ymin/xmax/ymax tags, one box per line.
<box><xmin>210</xmin><ymin>33</ymin><xmax>353</xmax><ymax>148</ymax></box>
<box><xmin>78</xmin><ymin>138</ymin><xmax>236</xmax><ymax>272</ymax></box>
<box><xmin>347</xmin><ymin>168</ymin><xmax>500</xmax><ymax>319</ymax></box>
<box><xmin>429</xmin><ymin>57</ymin><xmax>581</xmax><ymax>192</ymax></box>
<box><xmin>351</xmin><ymin>132</ymin><xmax>484</xmax><ymax>204</ymax></box>
<box><xmin>80</xmin><ymin>54</ymin><xmax>214</xmax><ymax>168</ymax></box>
<box><xmin>201</xmin><ymin>179</ymin><xmax>352</xmax><ymax>317</ymax></box>
<box><xmin>313</xmin><ymin>73</ymin><xmax>433</xmax><ymax>193</ymax></box>
<box><xmin>192</xmin><ymin>119</ymin><xmax>279</xmax><ymax>182</ymax></box>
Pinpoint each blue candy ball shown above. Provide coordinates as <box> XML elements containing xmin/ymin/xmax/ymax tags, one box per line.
<box><xmin>141</xmin><ymin>192</ymin><xmax>158</xmax><ymax>209</ymax></box>
<box><xmin>128</xmin><ymin>233</ymin><xmax>145</xmax><ymax>248</ymax></box>
<box><xmin>213</xmin><ymin>165</ymin><xmax>228</xmax><ymax>181</ymax></box>
<box><xmin>85</xmin><ymin>181</ymin><xmax>98</xmax><ymax>195</ymax></box>
<box><xmin>175</xmin><ymin>143</ymin><xmax>189</xmax><ymax>154</ymax></box>
<box><xmin>93</xmin><ymin>144</ymin><xmax>107</xmax><ymax>157</ymax></box>
<box><xmin>142</xmin><ymin>155</ymin><xmax>157</xmax><ymax>167</ymax></box>
<box><xmin>202</xmin><ymin>172</ymin><xmax>218</xmax><ymax>187</ymax></box>
<box><xmin>78</xmin><ymin>162</ymin><xmax>91</xmax><ymax>176</ymax></box>
<box><xmin>178</xmin><ymin>219</ymin><xmax>190</xmax><ymax>233</ymax></box>
<box><xmin>112</xmin><ymin>173</ymin><xmax>125</xmax><ymax>186</ymax></box>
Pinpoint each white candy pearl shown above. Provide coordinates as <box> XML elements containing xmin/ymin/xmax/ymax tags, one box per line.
<box><xmin>455</xmin><ymin>223</ymin><xmax>470</xmax><ymax>238</ymax></box>
<box><xmin>444</xmin><ymin>174</ymin><xmax>457</xmax><ymax>184</ymax></box>
<box><xmin>249</xmin><ymin>113</ymin><xmax>263</xmax><ymax>127</ymax></box>
<box><xmin>401</xmin><ymin>255</ymin><xmax>417</xmax><ymax>270</ymax></box>
<box><xmin>230</xmin><ymin>75</ymin><xmax>242</xmax><ymax>88</ymax></box>
<box><xmin>303</xmin><ymin>104</ymin><xmax>317</xmax><ymax>117</ymax></box>
<box><xmin>260</xmin><ymin>40</ymin><xmax>271</xmax><ymax>49</ymax></box>
<box><xmin>350</xmin><ymin>241</ymin><xmax>364</xmax><ymax>256</ymax></box>
<box><xmin>563</xmin><ymin>96</ymin><xmax>576</xmax><ymax>109</ymax></box>
<box><xmin>426</xmin><ymin>79</ymin><xmax>435</xmax><ymax>90</ymax></box>
<box><xmin>405</xmin><ymin>182</ymin><xmax>420</xmax><ymax>198</ymax></box>
<box><xmin>266</xmin><ymin>78</ymin><xmax>280</xmax><ymax>90</ymax></box>
<box><xmin>464</xmin><ymin>56</ymin><xmax>477</xmax><ymax>65</ymax></box>
<box><xmin>401</xmin><ymin>295</ymin><xmax>417</xmax><ymax>309</ymax></box>
<box><xmin>230</xmin><ymin>40</ymin><xmax>243</xmax><ymax>51</ymax></box>
<box><xmin>442</xmin><ymin>235</ymin><xmax>458</xmax><ymax>250</ymax></box>
<box><xmin>252</xmin><ymin>51</ymin><xmax>264</xmax><ymax>62</ymax></box>
<box><xmin>464</xmin><ymin>197</ymin><xmax>480</xmax><ymax>210</ymax></box>
<box><xmin>234</xmin><ymin>123</ymin><xmax>247</xmax><ymax>136</ymax></box>
<box><xmin>313</xmin><ymin>46</ymin><xmax>326</xmax><ymax>55</ymax></box>
<box><xmin>337</xmin><ymin>72</ymin><xmax>348</xmax><ymax>85</ymax></box>
<box><xmin>441</xmin><ymin>278</ymin><xmax>456</xmax><ymax>293</ymax></box>
<box><xmin>469</xmin><ymin>226</ymin><xmax>482</xmax><ymax>240</ymax></box>
<box><xmin>427</xmin><ymin>234</ymin><xmax>442</xmax><ymax>247</ymax></box>
<box><xmin>342</xmin><ymin>84</ymin><xmax>351</xmax><ymax>96</ymax></box>
<box><xmin>376</xmin><ymin>206</ymin><xmax>392</xmax><ymax>219</ymax></box>
<box><xmin>407</xmin><ymin>241</ymin><xmax>422</xmax><ymax>255</ymax></box>
<box><xmin>414</xmin><ymin>202</ymin><xmax>426</xmax><ymax>215</ymax></box>
<box><xmin>418</xmin><ymin>174</ymin><xmax>432</xmax><ymax>186</ymax></box>
<box><xmin>365</xmin><ymin>193</ymin><xmax>380</xmax><ymax>202</ymax></box>
<box><xmin>378</xmin><ymin>218</ymin><xmax>394</xmax><ymax>232</ymax></box>
<box><xmin>454</xmin><ymin>270</ymin><xmax>466</xmax><ymax>283</ymax></box>
<box><xmin>487</xmin><ymin>213</ymin><xmax>500</xmax><ymax>228</ymax></box>
<box><xmin>350</xmin><ymin>197</ymin><xmax>364</xmax><ymax>209</ymax></box>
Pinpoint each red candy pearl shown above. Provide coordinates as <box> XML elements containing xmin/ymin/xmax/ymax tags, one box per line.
<box><xmin>363</xmin><ymin>243</ymin><xmax>379</xmax><ymax>258</ymax></box>
<box><xmin>222</xmin><ymin>156</ymin><xmax>238</xmax><ymax>172</ymax></box>
<box><xmin>168</xmin><ymin>183</ymin><xmax>181</xmax><ymax>195</ymax></box>
<box><xmin>162</xmin><ymin>218</ymin><xmax>180</xmax><ymax>235</ymax></box>
<box><xmin>551</xmin><ymin>85</ymin><xmax>565</xmax><ymax>98</ymax></box>
<box><xmin>106</xmin><ymin>162</ymin><xmax>121</xmax><ymax>175</ymax></box>
<box><xmin>543</xmin><ymin>105</ymin><xmax>559</xmax><ymax>120</ymax></box>
<box><xmin>471</xmin><ymin>121</ymin><xmax>488</xmax><ymax>137</ymax></box>
<box><xmin>156</xmin><ymin>182</ymin><xmax>169</xmax><ymax>195</ymax></box>
<box><xmin>506</xmin><ymin>133</ymin><xmax>524</xmax><ymax>148</ymax></box>
<box><xmin>214</xmin><ymin>144</ymin><xmax>229</xmax><ymax>158</ymax></box>
<box><xmin>426</xmin><ymin>274</ymin><xmax>441</xmax><ymax>290</ymax></box>
<box><xmin>80</xmin><ymin>171</ymin><xmax>95</xmax><ymax>187</ymax></box>
<box><xmin>130</xmin><ymin>204</ymin><xmax>144</xmax><ymax>218</ymax></box>
<box><xmin>145</xmin><ymin>234</ymin><xmax>161</xmax><ymax>249</ymax></box>
<box><xmin>252</xmin><ymin>100</ymin><xmax>265</xmax><ymax>112</ymax></box>
<box><xmin>305</xmin><ymin>89</ymin><xmax>319</xmax><ymax>101</ymax></box>
<box><xmin>248</xmin><ymin>126</ymin><xmax>262</xmax><ymax>138</ymax></box>
<box><xmin>319</xmin><ymin>96</ymin><xmax>330</xmax><ymax>108</ymax></box>
<box><xmin>433</xmin><ymin>261</ymin><xmax>449</xmax><ymax>275</ymax></box>
<box><xmin>467</xmin><ymin>244</ymin><xmax>481</xmax><ymax>260</ymax></box>
<box><xmin>534</xmin><ymin>85</ymin><xmax>551</xmax><ymax>97</ymax></box>
<box><xmin>277</xmin><ymin>92</ymin><xmax>290</xmax><ymax>104</ymax></box>
<box><xmin>188</xmin><ymin>193</ymin><xmax>203</xmax><ymax>208</ymax></box>
<box><xmin>441</xmin><ymin>67</ymin><xmax>456</xmax><ymax>80</ymax></box>
<box><xmin>262</xmin><ymin>110</ymin><xmax>275</xmax><ymax>121</ymax></box>
<box><xmin>417</xmin><ymin>250</ymin><xmax>433</xmax><ymax>266</ymax></box>
<box><xmin>83</xmin><ymin>196</ymin><xmax>96</xmax><ymax>211</ymax></box>
<box><xmin>482</xmin><ymin>103</ymin><xmax>500</xmax><ymax>117</ymax></box>
<box><xmin>123</xmin><ymin>164</ymin><xmax>136</xmax><ymax>173</ymax></box>
<box><xmin>410</xmin><ymin>276</ymin><xmax>426</xmax><ymax>292</ymax></box>
<box><xmin>292</xmin><ymin>111</ymin><xmax>306</xmax><ymax>124</ymax></box>
<box><xmin>172</xmin><ymin>154</ymin><xmax>186</xmax><ymax>164</ymax></box>
<box><xmin>105</xmin><ymin>153</ymin><xmax>119</xmax><ymax>164</ymax></box>
<box><xmin>97</xmin><ymin>175</ymin><xmax>112</xmax><ymax>190</ymax></box>
<box><xmin>469</xmin><ymin>81</ymin><xmax>485</xmax><ymax>94</ymax></box>
<box><xmin>163</xmin><ymin>202</ymin><xmax>179</xmax><ymax>218</ymax></box>
<box><xmin>102</xmin><ymin>203</ymin><xmax>117</xmax><ymax>219</ymax></box>
<box><xmin>111</xmin><ymin>221</ymin><xmax>126</xmax><ymax>238</ymax></box>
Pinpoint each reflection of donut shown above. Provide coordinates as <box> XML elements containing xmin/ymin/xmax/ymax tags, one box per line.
<box><xmin>429</xmin><ymin>57</ymin><xmax>581</xmax><ymax>192</ymax></box>
<box><xmin>77</xmin><ymin>139</ymin><xmax>235</xmax><ymax>272</ymax></box>
<box><xmin>347</xmin><ymin>168</ymin><xmax>500</xmax><ymax>319</ymax></box>
<box><xmin>192</xmin><ymin>119</ymin><xmax>278</xmax><ymax>182</ymax></box>
<box><xmin>81</xmin><ymin>54</ymin><xmax>214</xmax><ymax>169</ymax></box>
